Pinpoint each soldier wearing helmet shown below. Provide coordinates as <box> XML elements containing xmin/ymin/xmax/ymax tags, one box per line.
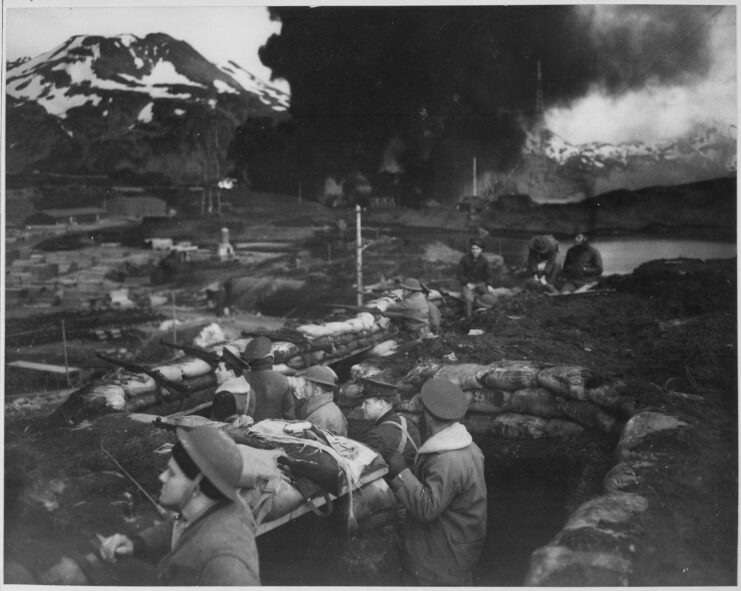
<box><xmin>242</xmin><ymin>336</ymin><xmax>295</xmax><ymax>421</ymax></box>
<box><xmin>382</xmin><ymin>277</ymin><xmax>437</xmax><ymax>339</ymax></box>
<box><xmin>382</xmin><ymin>378</ymin><xmax>487</xmax><ymax>586</ymax></box>
<box><xmin>98</xmin><ymin>426</ymin><xmax>260</xmax><ymax>586</ymax></box>
<box><xmin>296</xmin><ymin>365</ymin><xmax>347</xmax><ymax>436</ymax></box>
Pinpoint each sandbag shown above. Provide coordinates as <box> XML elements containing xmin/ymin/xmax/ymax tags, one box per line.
<box><xmin>86</xmin><ymin>384</ymin><xmax>127</xmax><ymax>410</ymax></box>
<box><xmin>171</xmin><ymin>358</ymin><xmax>213</xmax><ymax>379</ymax></box>
<box><xmin>537</xmin><ymin>365</ymin><xmax>593</xmax><ymax>400</ymax></box>
<box><xmin>525</xmin><ymin>545</ymin><xmax>632</xmax><ymax>587</ymax></box>
<box><xmin>507</xmin><ymin>387</ymin><xmax>563</xmax><ymax>418</ymax></box>
<box><xmin>152</xmin><ymin>365</ymin><xmax>183</xmax><ymax>382</ymax></box>
<box><xmin>465</xmin><ymin>389</ymin><xmax>509</xmax><ymax>414</ymax></box>
<box><xmin>557</xmin><ymin>399</ymin><xmax>621</xmax><ymax>434</ymax></box>
<box><xmin>402</xmin><ymin>363</ymin><xmax>443</xmax><ymax>386</ymax></box>
<box><xmin>586</xmin><ymin>380</ymin><xmax>638</xmax><ymax>418</ymax></box>
<box><xmin>465</xmin><ymin>413</ymin><xmax>549</xmax><ymax>438</ymax></box>
<box><xmin>236</xmin><ymin>446</ymin><xmax>283</xmax><ymax>489</ymax></box>
<box><xmin>433</xmin><ymin>363</ymin><xmax>487</xmax><ymax>390</ymax></box>
<box><xmin>603</xmin><ymin>461</ymin><xmax>653</xmax><ymax>494</ymax></box>
<box><xmin>542</xmin><ymin>418</ymin><xmax>585</xmax><ymax>437</ymax></box>
<box><xmin>117</xmin><ymin>374</ymin><xmax>156</xmax><ymax>397</ymax></box>
<box><xmin>476</xmin><ymin>360</ymin><xmax>542</xmax><ymax>391</ymax></box>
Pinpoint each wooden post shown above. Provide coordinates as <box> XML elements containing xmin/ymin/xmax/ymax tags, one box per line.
<box><xmin>473</xmin><ymin>156</ymin><xmax>477</xmax><ymax>197</ymax></box>
<box><xmin>61</xmin><ymin>320</ymin><xmax>71</xmax><ymax>387</ymax></box>
<box><xmin>171</xmin><ymin>291</ymin><xmax>177</xmax><ymax>342</ymax></box>
<box><xmin>356</xmin><ymin>204</ymin><xmax>363</xmax><ymax>306</ymax></box>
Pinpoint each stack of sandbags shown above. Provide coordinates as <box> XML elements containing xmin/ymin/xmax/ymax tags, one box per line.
<box><xmin>346</xmin><ymin>360</ymin><xmax>636</xmax><ymax>438</ymax></box>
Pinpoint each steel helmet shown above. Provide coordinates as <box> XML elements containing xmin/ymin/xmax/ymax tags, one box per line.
<box><xmin>176</xmin><ymin>426</ymin><xmax>244</xmax><ymax>503</ymax></box>
<box><xmin>220</xmin><ymin>347</ymin><xmax>249</xmax><ymax>373</ymax></box>
<box><xmin>302</xmin><ymin>365</ymin><xmax>339</xmax><ymax>388</ymax></box>
<box><xmin>400</xmin><ymin>277</ymin><xmax>423</xmax><ymax>291</ymax></box>
<box><xmin>243</xmin><ymin>336</ymin><xmax>273</xmax><ymax>360</ymax></box>
<box><xmin>420</xmin><ymin>378</ymin><xmax>468</xmax><ymax>420</ymax></box>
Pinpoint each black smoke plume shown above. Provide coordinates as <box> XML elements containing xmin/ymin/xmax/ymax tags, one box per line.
<box><xmin>237</xmin><ymin>5</ymin><xmax>717</xmax><ymax>203</ymax></box>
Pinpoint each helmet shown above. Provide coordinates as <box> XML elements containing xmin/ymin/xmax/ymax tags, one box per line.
<box><xmin>243</xmin><ymin>336</ymin><xmax>272</xmax><ymax>360</ymax></box>
<box><xmin>360</xmin><ymin>377</ymin><xmax>399</xmax><ymax>400</ymax></box>
<box><xmin>420</xmin><ymin>378</ymin><xmax>468</xmax><ymax>420</ymax></box>
<box><xmin>399</xmin><ymin>277</ymin><xmax>423</xmax><ymax>291</ymax></box>
<box><xmin>220</xmin><ymin>347</ymin><xmax>249</xmax><ymax>373</ymax></box>
<box><xmin>176</xmin><ymin>426</ymin><xmax>244</xmax><ymax>502</ymax></box>
<box><xmin>302</xmin><ymin>365</ymin><xmax>338</xmax><ymax>388</ymax></box>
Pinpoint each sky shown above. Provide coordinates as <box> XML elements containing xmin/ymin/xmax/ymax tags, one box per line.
<box><xmin>4</xmin><ymin>0</ymin><xmax>288</xmax><ymax>91</ymax></box>
<box><xmin>3</xmin><ymin>1</ymin><xmax>738</xmax><ymax>146</ymax></box>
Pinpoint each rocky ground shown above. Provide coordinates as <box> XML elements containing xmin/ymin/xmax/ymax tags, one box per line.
<box><xmin>3</xmin><ymin>194</ymin><xmax>738</xmax><ymax>586</ymax></box>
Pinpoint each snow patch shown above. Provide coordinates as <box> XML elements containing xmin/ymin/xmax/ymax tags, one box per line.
<box><xmin>137</xmin><ymin>102</ymin><xmax>154</xmax><ymax>123</ymax></box>
<box><xmin>37</xmin><ymin>93</ymin><xmax>102</xmax><ymax>119</ymax></box>
<box><xmin>174</xmin><ymin>108</ymin><xmax>185</xmax><ymax>116</ymax></box>
<box><xmin>118</xmin><ymin>34</ymin><xmax>137</xmax><ymax>47</ymax></box>
<box><xmin>213</xmin><ymin>79</ymin><xmax>238</xmax><ymax>94</ymax></box>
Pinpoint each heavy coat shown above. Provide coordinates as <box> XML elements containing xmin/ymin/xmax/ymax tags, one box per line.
<box><xmin>214</xmin><ymin>375</ymin><xmax>255</xmax><ymax>418</ymax></box>
<box><xmin>390</xmin><ymin>422</ymin><xmax>487</xmax><ymax>586</ymax></box>
<box><xmin>300</xmin><ymin>391</ymin><xmax>348</xmax><ymax>436</ymax></box>
<box><xmin>362</xmin><ymin>409</ymin><xmax>421</xmax><ymax>465</ymax></box>
<box><xmin>562</xmin><ymin>243</ymin><xmax>603</xmax><ymax>284</ymax></box>
<box><xmin>244</xmin><ymin>359</ymin><xmax>295</xmax><ymax>421</ymax></box>
<box><xmin>457</xmin><ymin>253</ymin><xmax>492</xmax><ymax>287</ymax></box>
<box><xmin>527</xmin><ymin>235</ymin><xmax>560</xmax><ymax>282</ymax></box>
<box><xmin>133</xmin><ymin>500</ymin><xmax>260</xmax><ymax>586</ymax></box>
<box><xmin>383</xmin><ymin>292</ymin><xmax>432</xmax><ymax>335</ymax></box>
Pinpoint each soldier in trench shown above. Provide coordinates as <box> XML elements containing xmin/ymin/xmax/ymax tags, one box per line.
<box><xmin>382</xmin><ymin>378</ymin><xmax>487</xmax><ymax>585</ymax></box>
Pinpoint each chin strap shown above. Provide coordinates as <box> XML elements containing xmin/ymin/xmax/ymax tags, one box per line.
<box><xmin>176</xmin><ymin>473</ymin><xmax>204</xmax><ymax>514</ymax></box>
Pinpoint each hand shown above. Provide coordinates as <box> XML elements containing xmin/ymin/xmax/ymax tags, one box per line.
<box><xmin>466</xmin><ymin>282</ymin><xmax>475</xmax><ymax>291</ymax></box>
<box><xmin>381</xmin><ymin>450</ymin><xmax>408</xmax><ymax>479</ymax></box>
<box><xmin>98</xmin><ymin>533</ymin><xmax>133</xmax><ymax>563</ymax></box>
<box><xmin>486</xmin><ymin>285</ymin><xmax>496</xmax><ymax>294</ymax></box>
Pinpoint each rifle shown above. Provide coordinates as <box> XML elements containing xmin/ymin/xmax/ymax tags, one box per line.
<box><xmin>97</xmin><ymin>353</ymin><xmax>191</xmax><ymax>396</ymax></box>
<box><xmin>160</xmin><ymin>339</ymin><xmax>221</xmax><ymax>367</ymax></box>
<box><xmin>326</xmin><ymin>303</ymin><xmax>386</xmax><ymax>315</ymax></box>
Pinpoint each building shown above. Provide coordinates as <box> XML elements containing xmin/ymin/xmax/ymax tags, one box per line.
<box><xmin>24</xmin><ymin>207</ymin><xmax>109</xmax><ymax>226</ymax></box>
<box><xmin>107</xmin><ymin>196</ymin><xmax>167</xmax><ymax>218</ymax></box>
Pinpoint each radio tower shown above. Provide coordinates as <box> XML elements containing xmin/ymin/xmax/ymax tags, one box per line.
<box><xmin>201</xmin><ymin>105</ymin><xmax>222</xmax><ymax>215</ymax></box>
<box><xmin>531</xmin><ymin>60</ymin><xmax>549</xmax><ymax>200</ymax></box>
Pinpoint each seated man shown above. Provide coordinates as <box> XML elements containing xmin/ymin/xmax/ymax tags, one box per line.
<box><xmin>559</xmin><ymin>230</ymin><xmax>603</xmax><ymax>294</ymax></box>
<box><xmin>296</xmin><ymin>366</ymin><xmax>347</xmax><ymax>436</ymax></box>
<box><xmin>357</xmin><ymin>377</ymin><xmax>420</xmax><ymax>465</ymax></box>
<box><xmin>457</xmin><ymin>237</ymin><xmax>495</xmax><ymax>319</ymax></box>
<box><xmin>211</xmin><ymin>348</ymin><xmax>254</xmax><ymax>422</ymax></box>
<box><xmin>525</xmin><ymin>234</ymin><xmax>560</xmax><ymax>294</ymax></box>
<box><xmin>382</xmin><ymin>277</ymin><xmax>437</xmax><ymax>339</ymax></box>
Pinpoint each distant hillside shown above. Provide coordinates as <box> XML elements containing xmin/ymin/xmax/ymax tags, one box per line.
<box><xmin>5</xmin><ymin>33</ymin><xmax>290</xmax><ymax>184</ymax></box>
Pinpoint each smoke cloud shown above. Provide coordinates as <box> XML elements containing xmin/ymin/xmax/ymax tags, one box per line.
<box><xmin>256</xmin><ymin>5</ymin><xmax>732</xmax><ymax>201</ymax></box>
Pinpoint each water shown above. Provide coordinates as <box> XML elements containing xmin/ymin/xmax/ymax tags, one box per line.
<box><xmin>491</xmin><ymin>237</ymin><xmax>736</xmax><ymax>276</ymax></box>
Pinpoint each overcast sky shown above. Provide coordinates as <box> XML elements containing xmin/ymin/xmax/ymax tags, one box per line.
<box><xmin>4</xmin><ymin>0</ymin><xmax>286</xmax><ymax>88</ymax></box>
<box><xmin>3</xmin><ymin>1</ymin><xmax>737</xmax><ymax>145</ymax></box>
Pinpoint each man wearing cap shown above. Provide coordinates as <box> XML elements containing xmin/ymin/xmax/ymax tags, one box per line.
<box><xmin>243</xmin><ymin>336</ymin><xmax>295</xmax><ymax>422</ymax></box>
<box><xmin>559</xmin><ymin>230</ymin><xmax>603</xmax><ymax>294</ymax></box>
<box><xmin>211</xmin><ymin>348</ymin><xmax>254</xmax><ymax>422</ymax></box>
<box><xmin>382</xmin><ymin>277</ymin><xmax>435</xmax><ymax>339</ymax></box>
<box><xmin>297</xmin><ymin>366</ymin><xmax>347</xmax><ymax>436</ymax></box>
<box><xmin>383</xmin><ymin>378</ymin><xmax>487</xmax><ymax>586</ymax></box>
<box><xmin>457</xmin><ymin>237</ymin><xmax>496</xmax><ymax>319</ymax></box>
<box><xmin>357</xmin><ymin>377</ymin><xmax>420</xmax><ymax>465</ymax></box>
<box><xmin>98</xmin><ymin>426</ymin><xmax>260</xmax><ymax>586</ymax></box>
<box><xmin>525</xmin><ymin>234</ymin><xmax>561</xmax><ymax>294</ymax></box>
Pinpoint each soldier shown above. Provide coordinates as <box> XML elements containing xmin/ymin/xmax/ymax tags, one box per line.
<box><xmin>211</xmin><ymin>348</ymin><xmax>254</xmax><ymax>422</ymax></box>
<box><xmin>383</xmin><ymin>277</ymin><xmax>438</xmax><ymax>339</ymax></box>
<box><xmin>243</xmin><ymin>336</ymin><xmax>295</xmax><ymax>421</ymax></box>
<box><xmin>98</xmin><ymin>426</ymin><xmax>260</xmax><ymax>585</ymax></box>
<box><xmin>457</xmin><ymin>237</ymin><xmax>496</xmax><ymax>319</ymax></box>
<box><xmin>357</xmin><ymin>377</ymin><xmax>420</xmax><ymax>465</ymax></box>
<box><xmin>559</xmin><ymin>230</ymin><xmax>603</xmax><ymax>294</ymax></box>
<box><xmin>382</xmin><ymin>378</ymin><xmax>487</xmax><ymax>586</ymax></box>
<box><xmin>297</xmin><ymin>366</ymin><xmax>347</xmax><ymax>436</ymax></box>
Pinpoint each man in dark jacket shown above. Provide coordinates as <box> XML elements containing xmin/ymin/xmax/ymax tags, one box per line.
<box><xmin>559</xmin><ymin>231</ymin><xmax>603</xmax><ymax>294</ymax></box>
<box><xmin>357</xmin><ymin>377</ymin><xmax>420</xmax><ymax>465</ymax></box>
<box><xmin>383</xmin><ymin>378</ymin><xmax>487</xmax><ymax>585</ymax></box>
<box><xmin>98</xmin><ymin>426</ymin><xmax>260</xmax><ymax>585</ymax></box>
<box><xmin>297</xmin><ymin>366</ymin><xmax>347</xmax><ymax>436</ymax></box>
<box><xmin>243</xmin><ymin>336</ymin><xmax>295</xmax><ymax>421</ymax></box>
<box><xmin>457</xmin><ymin>237</ymin><xmax>495</xmax><ymax>319</ymax></box>
<box><xmin>525</xmin><ymin>234</ymin><xmax>561</xmax><ymax>294</ymax></box>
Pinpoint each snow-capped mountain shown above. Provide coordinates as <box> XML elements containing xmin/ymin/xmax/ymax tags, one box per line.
<box><xmin>5</xmin><ymin>33</ymin><xmax>290</xmax><ymax>183</ymax></box>
<box><xmin>515</xmin><ymin>123</ymin><xmax>737</xmax><ymax>201</ymax></box>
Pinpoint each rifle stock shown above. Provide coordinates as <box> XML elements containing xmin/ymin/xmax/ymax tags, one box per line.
<box><xmin>160</xmin><ymin>339</ymin><xmax>220</xmax><ymax>366</ymax></box>
<box><xmin>97</xmin><ymin>353</ymin><xmax>191</xmax><ymax>395</ymax></box>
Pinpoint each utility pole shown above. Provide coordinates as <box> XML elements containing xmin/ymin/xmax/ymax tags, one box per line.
<box><xmin>356</xmin><ymin>204</ymin><xmax>363</xmax><ymax>306</ymax></box>
<box><xmin>473</xmin><ymin>157</ymin><xmax>477</xmax><ymax>197</ymax></box>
